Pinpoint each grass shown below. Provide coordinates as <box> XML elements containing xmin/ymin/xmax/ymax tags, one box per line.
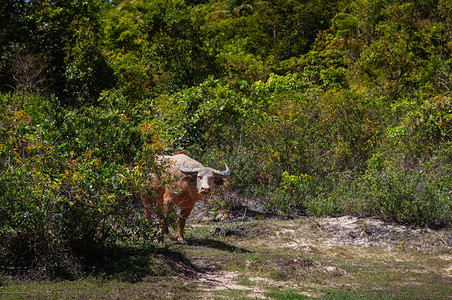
<box><xmin>0</xmin><ymin>277</ymin><xmax>197</xmax><ymax>299</ymax></box>
<box><xmin>265</xmin><ymin>288</ymin><xmax>311</xmax><ymax>299</ymax></box>
<box><xmin>1</xmin><ymin>217</ymin><xmax>451</xmax><ymax>299</ymax></box>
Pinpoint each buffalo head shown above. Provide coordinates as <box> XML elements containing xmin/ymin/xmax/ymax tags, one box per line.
<box><xmin>180</xmin><ymin>163</ymin><xmax>231</xmax><ymax>195</ymax></box>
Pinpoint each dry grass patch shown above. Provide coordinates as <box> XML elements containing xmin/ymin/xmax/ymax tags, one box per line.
<box><xmin>182</xmin><ymin>215</ymin><xmax>452</xmax><ymax>299</ymax></box>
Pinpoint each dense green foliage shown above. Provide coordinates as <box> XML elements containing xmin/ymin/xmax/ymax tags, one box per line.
<box><xmin>0</xmin><ymin>92</ymin><xmax>164</xmax><ymax>278</ymax></box>
<box><xmin>1</xmin><ymin>0</ymin><xmax>451</xmax><ymax>276</ymax></box>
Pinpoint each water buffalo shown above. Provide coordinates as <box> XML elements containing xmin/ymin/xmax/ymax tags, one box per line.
<box><xmin>143</xmin><ymin>152</ymin><xmax>231</xmax><ymax>243</ymax></box>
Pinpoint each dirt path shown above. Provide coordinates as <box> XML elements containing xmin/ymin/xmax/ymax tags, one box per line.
<box><xmin>182</xmin><ymin>215</ymin><xmax>452</xmax><ymax>299</ymax></box>
<box><xmin>197</xmin><ymin>269</ymin><xmax>325</xmax><ymax>299</ymax></box>
<box><xmin>198</xmin><ymin>269</ymin><xmax>267</xmax><ymax>299</ymax></box>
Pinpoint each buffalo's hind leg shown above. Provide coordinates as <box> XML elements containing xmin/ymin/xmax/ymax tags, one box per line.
<box><xmin>153</xmin><ymin>202</ymin><xmax>171</xmax><ymax>243</ymax></box>
<box><xmin>142</xmin><ymin>187</ymin><xmax>167</xmax><ymax>243</ymax></box>
<box><xmin>143</xmin><ymin>205</ymin><xmax>166</xmax><ymax>243</ymax></box>
<box><xmin>176</xmin><ymin>207</ymin><xmax>193</xmax><ymax>244</ymax></box>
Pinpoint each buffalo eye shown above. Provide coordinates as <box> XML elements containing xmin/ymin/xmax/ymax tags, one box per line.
<box><xmin>198</xmin><ymin>175</ymin><xmax>203</xmax><ymax>179</ymax></box>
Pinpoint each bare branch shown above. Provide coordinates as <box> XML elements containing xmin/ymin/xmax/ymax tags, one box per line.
<box><xmin>10</xmin><ymin>53</ymin><xmax>47</xmax><ymax>97</ymax></box>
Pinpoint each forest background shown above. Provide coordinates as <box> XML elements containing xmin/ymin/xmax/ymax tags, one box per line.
<box><xmin>1</xmin><ymin>0</ymin><xmax>451</xmax><ymax>278</ymax></box>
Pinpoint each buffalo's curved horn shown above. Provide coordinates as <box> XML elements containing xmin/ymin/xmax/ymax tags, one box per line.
<box><xmin>213</xmin><ymin>164</ymin><xmax>231</xmax><ymax>177</ymax></box>
<box><xmin>179</xmin><ymin>163</ymin><xmax>200</xmax><ymax>175</ymax></box>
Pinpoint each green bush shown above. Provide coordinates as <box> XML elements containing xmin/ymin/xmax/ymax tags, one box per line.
<box><xmin>306</xmin><ymin>151</ymin><xmax>452</xmax><ymax>227</ymax></box>
<box><xmin>152</xmin><ymin>77</ymin><xmax>245</xmax><ymax>151</ymax></box>
<box><xmin>264</xmin><ymin>172</ymin><xmax>312</xmax><ymax>217</ymax></box>
<box><xmin>0</xmin><ymin>93</ymin><xmax>163</xmax><ymax>278</ymax></box>
<box><xmin>242</xmin><ymin>77</ymin><xmax>383</xmax><ymax>180</ymax></box>
<box><xmin>363</xmin><ymin>169</ymin><xmax>451</xmax><ymax>227</ymax></box>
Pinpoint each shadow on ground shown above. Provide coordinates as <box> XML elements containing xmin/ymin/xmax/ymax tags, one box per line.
<box><xmin>187</xmin><ymin>238</ymin><xmax>252</xmax><ymax>253</ymax></box>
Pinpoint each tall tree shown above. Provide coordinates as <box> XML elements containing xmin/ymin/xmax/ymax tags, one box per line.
<box><xmin>207</xmin><ymin>0</ymin><xmax>258</xmax><ymax>20</ymax></box>
<box><xmin>252</xmin><ymin>0</ymin><xmax>342</xmax><ymax>60</ymax></box>
<box><xmin>0</xmin><ymin>0</ymin><xmax>28</xmax><ymax>92</ymax></box>
<box><xmin>0</xmin><ymin>0</ymin><xmax>110</xmax><ymax>104</ymax></box>
<box><xmin>141</xmin><ymin>0</ymin><xmax>216</xmax><ymax>91</ymax></box>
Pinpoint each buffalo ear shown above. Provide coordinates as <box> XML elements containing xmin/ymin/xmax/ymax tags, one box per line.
<box><xmin>181</xmin><ymin>174</ymin><xmax>197</xmax><ymax>184</ymax></box>
<box><xmin>214</xmin><ymin>177</ymin><xmax>229</xmax><ymax>187</ymax></box>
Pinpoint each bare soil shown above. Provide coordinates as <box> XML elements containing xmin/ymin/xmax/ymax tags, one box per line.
<box><xmin>180</xmin><ymin>200</ymin><xmax>452</xmax><ymax>299</ymax></box>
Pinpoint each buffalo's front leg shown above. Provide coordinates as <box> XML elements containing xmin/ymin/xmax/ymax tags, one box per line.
<box><xmin>142</xmin><ymin>200</ymin><xmax>166</xmax><ymax>242</ymax></box>
<box><xmin>176</xmin><ymin>207</ymin><xmax>193</xmax><ymax>244</ymax></box>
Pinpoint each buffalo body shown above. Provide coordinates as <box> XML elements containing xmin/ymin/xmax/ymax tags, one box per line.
<box><xmin>143</xmin><ymin>152</ymin><xmax>230</xmax><ymax>243</ymax></box>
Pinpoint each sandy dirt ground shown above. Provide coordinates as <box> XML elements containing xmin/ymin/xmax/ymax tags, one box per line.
<box><xmin>187</xmin><ymin>203</ymin><xmax>452</xmax><ymax>299</ymax></box>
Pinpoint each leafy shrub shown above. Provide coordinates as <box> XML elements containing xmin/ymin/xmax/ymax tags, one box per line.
<box><xmin>264</xmin><ymin>172</ymin><xmax>312</xmax><ymax>217</ymax></box>
<box><xmin>216</xmin><ymin>38</ymin><xmax>270</xmax><ymax>84</ymax></box>
<box><xmin>152</xmin><ymin>77</ymin><xmax>245</xmax><ymax>151</ymax></box>
<box><xmin>278</xmin><ymin>49</ymin><xmax>348</xmax><ymax>90</ymax></box>
<box><xmin>363</xmin><ymin>168</ymin><xmax>451</xmax><ymax>227</ymax></box>
<box><xmin>243</xmin><ymin>77</ymin><xmax>383</xmax><ymax>180</ymax></box>
<box><xmin>0</xmin><ymin>93</ymin><xmax>163</xmax><ymax>278</ymax></box>
<box><xmin>65</xmin><ymin>17</ymin><xmax>114</xmax><ymax>102</ymax></box>
<box><xmin>306</xmin><ymin>149</ymin><xmax>452</xmax><ymax>227</ymax></box>
<box><xmin>106</xmin><ymin>53</ymin><xmax>150</xmax><ymax>100</ymax></box>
